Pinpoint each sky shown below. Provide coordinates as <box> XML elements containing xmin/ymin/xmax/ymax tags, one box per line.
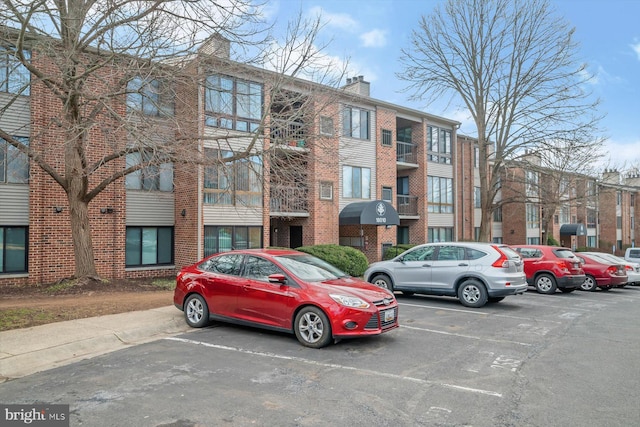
<box><xmin>263</xmin><ymin>0</ymin><xmax>640</xmax><ymax>171</ymax></box>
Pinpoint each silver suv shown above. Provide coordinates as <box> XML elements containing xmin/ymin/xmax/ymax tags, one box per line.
<box><xmin>364</xmin><ymin>242</ymin><xmax>527</xmax><ymax>308</ymax></box>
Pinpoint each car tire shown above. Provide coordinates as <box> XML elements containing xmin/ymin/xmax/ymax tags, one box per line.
<box><xmin>370</xmin><ymin>274</ymin><xmax>394</xmax><ymax>292</ymax></box>
<box><xmin>488</xmin><ymin>296</ymin><xmax>505</xmax><ymax>303</ymax></box>
<box><xmin>580</xmin><ymin>275</ymin><xmax>597</xmax><ymax>292</ymax></box>
<box><xmin>294</xmin><ymin>306</ymin><xmax>333</xmax><ymax>349</ymax></box>
<box><xmin>184</xmin><ymin>294</ymin><xmax>210</xmax><ymax>328</ymax></box>
<box><xmin>457</xmin><ymin>279</ymin><xmax>488</xmax><ymax>308</ymax></box>
<box><xmin>534</xmin><ymin>274</ymin><xmax>557</xmax><ymax>294</ymax></box>
<box><xmin>600</xmin><ymin>286</ymin><xmax>612</xmax><ymax>291</ymax></box>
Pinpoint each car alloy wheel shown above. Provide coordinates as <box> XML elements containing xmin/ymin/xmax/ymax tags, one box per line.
<box><xmin>294</xmin><ymin>306</ymin><xmax>332</xmax><ymax>348</ymax></box>
<box><xmin>457</xmin><ymin>279</ymin><xmax>488</xmax><ymax>308</ymax></box>
<box><xmin>580</xmin><ymin>276</ymin><xmax>597</xmax><ymax>292</ymax></box>
<box><xmin>534</xmin><ymin>274</ymin><xmax>557</xmax><ymax>294</ymax></box>
<box><xmin>370</xmin><ymin>274</ymin><xmax>394</xmax><ymax>292</ymax></box>
<box><xmin>184</xmin><ymin>294</ymin><xmax>210</xmax><ymax>328</ymax></box>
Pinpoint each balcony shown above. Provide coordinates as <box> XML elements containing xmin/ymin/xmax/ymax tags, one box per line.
<box><xmin>397</xmin><ymin>194</ymin><xmax>419</xmax><ymax>217</ymax></box>
<box><xmin>396</xmin><ymin>141</ymin><xmax>418</xmax><ymax>170</ymax></box>
<box><xmin>270</xmin><ymin>185</ymin><xmax>309</xmax><ymax>217</ymax></box>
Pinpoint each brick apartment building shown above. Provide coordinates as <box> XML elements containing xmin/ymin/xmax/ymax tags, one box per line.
<box><xmin>1</xmin><ymin>33</ymin><xmax>639</xmax><ymax>286</ymax></box>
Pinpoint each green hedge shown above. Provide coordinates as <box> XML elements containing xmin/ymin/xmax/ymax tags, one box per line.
<box><xmin>296</xmin><ymin>244</ymin><xmax>369</xmax><ymax>277</ymax></box>
<box><xmin>382</xmin><ymin>244</ymin><xmax>416</xmax><ymax>260</ymax></box>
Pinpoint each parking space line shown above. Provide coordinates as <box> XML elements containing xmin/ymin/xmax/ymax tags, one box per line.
<box><xmin>165</xmin><ymin>336</ymin><xmax>504</xmax><ymax>398</ymax></box>
<box><xmin>399</xmin><ymin>302</ymin><xmax>562</xmax><ymax>324</ymax></box>
<box><xmin>400</xmin><ymin>325</ymin><xmax>532</xmax><ymax>347</ymax></box>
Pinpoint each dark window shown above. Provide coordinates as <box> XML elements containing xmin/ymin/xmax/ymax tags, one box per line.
<box><xmin>0</xmin><ymin>137</ymin><xmax>29</xmax><ymax>183</ymax></box>
<box><xmin>342</xmin><ymin>106</ymin><xmax>370</xmax><ymax>140</ymax></box>
<box><xmin>125</xmin><ymin>227</ymin><xmax>174</xmax><ymax>267</ymax></box>
<box><xmin>397</xmin><ymin>226</ymin><xmax>409</xmax><ymax>244</ymax></box>
<box><xmin>243</xmin><ymin>256</ymin><xmax>284</xmax><ymax>281</ymax></box>
<box><xmin>0</xmin><ymin>226</ymin><xmax>28</xmax><ymax>273</ymax></box>
<box><xmin>382</xmin><ymin>186</ymin><xmax>392</xmax><ymax>202</ymax></box>
<box><xmin>205</xmin><ymin>75</ymin><xmax>262</xmax><ymax>132</ymax></box>
<box><xmin>204</xmin><ymin>226</ymin><xmax>262</xmax><ymax>256</ymax></box>
<box><xmin>427</xmin><ymin>126</ymin><xmax>452</xmax><ymax>163</ymax></box>
<box><xmin>203</xmin><ymin>148</ymin><xmax>262</xmax><ymax>207</ymax></box>
<box><xmin>381</xmin><ymin>129</ymin><xmax>392</xmax><ymax>146</ymax></box>
<box><xmin>126</xmin><ymin>77</ymin><xmax>174</xmax><ymax>117</ymax></box>
<box><xmin>200</xmin><ymin>253</ymin><xmax>243</xmax><ymax>275</ymax></box>
<box><xmin>0</xmin><ymin>46</ymin><xmax>30</xmax><ymax>95</ymax></box>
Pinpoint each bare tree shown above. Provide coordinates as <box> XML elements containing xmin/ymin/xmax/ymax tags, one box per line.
<box><xmin>0</xmin><ymin>0</ymin><xmax>346</xmax><ymax>280</ymax></box>
<box><xmin>400</xmin><ymin>0</ymin><xmax>602</xmax><ymax>241</ymax></box>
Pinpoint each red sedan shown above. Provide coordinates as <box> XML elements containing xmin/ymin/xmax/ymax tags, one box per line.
<box><xmin>173</xmin><ymin>249</ymin><xmax>399</xmax><ymax>348</ymax></box>
<box><xmin>575</xmin><ymin>253</ymin><xmax>627</xmax><ymax>291</ymax></box>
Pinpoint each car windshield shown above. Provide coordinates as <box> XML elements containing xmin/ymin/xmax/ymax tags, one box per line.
<box><xmin>276</xmin><ymin>254</ymin><xmax>348</xmax><ymax>282</ymax></box>
<box><xmin>554</xmin><ymin>249</ymin><xmax>576</xmax><ymax>259</ymax></box>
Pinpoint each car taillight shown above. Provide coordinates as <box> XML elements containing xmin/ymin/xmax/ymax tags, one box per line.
<box><xmin>625</xmin><ymin>265</ymin><xmax>633</xmax><ymax>272</ymax></box>
<box><xmin>491</xmin><ymin>246</ymin><xmax>509</xmax><ymax>268</ymax></box>
<box><xmin>557</xmin><ymin>260</ymin><xmax>571</xmax><ymax>271</ymax></box>
<box><xmin>606</xmin><ymin>266</ymin><xmax>618</xmax><ymax>275</ymax></box>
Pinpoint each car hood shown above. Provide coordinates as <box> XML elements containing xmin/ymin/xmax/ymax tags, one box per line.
<box><xmin>312</xmin><ymin>277</ymin><xmax>394</xmax><ymax>301</ymax></box>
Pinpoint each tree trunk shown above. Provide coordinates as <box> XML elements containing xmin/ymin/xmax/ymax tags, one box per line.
<box><xmin>68</xmin><ymin>191</ymin><xmax>98</xmax><ymax>279</ymax></box>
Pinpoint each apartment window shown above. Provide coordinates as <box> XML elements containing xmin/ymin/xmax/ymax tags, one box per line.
<box><xmin>428</xmin><ymin>227</ymin><xmax>453</xmax><ymax>243</ymax></box>
<box><xmin>587</xmin><ymin>180</ymin><xmax>596</xmax><ymax>197</ymax></box>
<box><xmin>560</xmin><ymin>205</ymin><xmax>570</xmax><ymax>224</ymax></box>
<box><xmin>492</xmin><ymin>237</ymin><xmax>503</xmax><ymax>244</ymax></box>
<box><xmin>397</xmin><ymin>226</ymin><xmax>409</xmax><ymax>244</ymax></box>
<box><xmin>320</xmin><ymin>116</ymin><xmax>334</xmax><ymax>136</ymax></box>
<box><xmin>617</xmin><ymin>216</ymin><xmax>622</xmax><ymax>229</ymax></box>
<box><xmin>526</xmin><ymin>203</ymin><xmax>539</xmax><ymax>229</ymax></box>
<box><xmin>493</xmin><ymin>206</ymin><xmax>503</xmax><ymax>222</ymax></box>
<box><xmin>0</xmin><ymin>137</ymin><xmax>29</xmax><ymax>183</ymax></box>
<box><xmin>527</xmin><ymin>237</ymin><xmax>540</xmax><ymax>244</ymax></box>
<box><xmin>525</xmin><ymin>171</ymin><xmax>538</xmax><ymax>197</ymax></box>
<box><xmin>0</xmin><ymin>46</ymin><xmax>30</xmax><ymax>95</ymax></box>
<box><xmin>382</xmin><ymin>186</ymin><xmax>393</xmax><ymax>202</ymax></box>
<box><xmin>474</xmin><ymin>146</ymin><xmax>479</xmax><ymax>168</ymax></box>
<box><xmin>474</xmin><ymin>187</ymin><xmax>481</xmax><ymax>208</ymax></box>
<box><xmin>587</xmin><ymin>209</ymin><xmax>597</xmax><ymax>228</ymax></box>
<box><xmin>126</xmin><ymin>77</ymin><xmax>174</xmax><ymax>117</ymax></box>
<box><xmin>125</xmin><ymin>227</ymin><xmax>174</xmax><ymax>267</ymax></box>
<box><xmin>203</xmin><ymin>148</ymin><xmax>262</xmax><ymax>207</ymax></box>
<box><xmin>125</xmin><ymin>152</ymin><xmax>173</xmax><ymax>191</ymax></box>
<box><xmin>427</xmin><ymin>126</ymin><xmax>452</xmax><ymax>164</ymax></box>
<box><xmin>631</xmin><ymin>194</ymin><xmax>635</xmax><ymax>207</ymax></box>
<box><xmin>205</xmin><ymin>75</ymin><xmax>263</xmax><ymax>132</ymax></box>
<box><xmin>474</xmin><ymin>227</ymin><xmax>481</xmax><ymax>241</ymax></box>
<box><xmin>343</xmin><ymin>166</ymin><xmax>371</xmax><ymax>199</ymax></box>
<box><xmin>427</xmin><ymin>176</ymin><xmax>454</xmax><ymax>213</ymax></box>
<box><xmin>586</xmin><ymin>236</ymin><xmax>596</xmax><ymax>247</ymax></box>
<box><xmin>204</xmin><ymin>225</ymin><xmax>262</xmax><ymax>256</ymax></box>
<box><xmin>381</xmin><ymin>129</ymin><xmax>392</xmax><ymax>147</ymax></box>
<box><xmin>0</xmin><ymin>226</ymin><xmax>27</xmax><ymax>273</ymax></box>
<box><xmin>616</xmin><ymin>191</ymin><xmax>622</xmax><ymax>206</ymax></box>
<box><xmin>319</xmin><ymin>181</ymin><xmax>333</xmax><ymax>200</ymax></box>
<box><xmin>342</xmin><ymin>106</ymin><xmax>370</xmax><ymax>140</ymax></box>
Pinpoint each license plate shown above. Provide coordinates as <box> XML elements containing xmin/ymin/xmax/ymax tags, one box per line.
<box><xmin>383</xmin><ymin>309</ymin><xmax>395</xmax><ymax>322</ymax></box>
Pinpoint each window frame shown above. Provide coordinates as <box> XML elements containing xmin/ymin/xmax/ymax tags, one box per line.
<box><xmin>205</xmin><ymin>74</ymin><xmax>263</xmax><ymax>133</ymax></box>
<box><xmin>126</xmin><ymin>76</ymin><xmax>174</xmax><ymax>117</ymax></box>
<box><xmin>125</xmin><ymin>226</ymin><xmax>174</xmax><ymax>268</ymax></box>
<box><xmin>0</xmin><ymin>46</ymin><xmax>30</xmax><ymax>95</ymax></box>
<box><xmin>319</xmin><ymin>181</ymin><xmax>333</xmax><ymax>200</ymax></box>
<box><xmin>427</xmin><ymin>176</ymin><xmax>454</xmax><ymax>213</ymax></box>
<box><xmin>125</xmin><ymin>152</ymin><xmax>174</xmax><ymax>192</ymax></box>
<box><xmin>342</xmin><ymin>106</ymin><xmax>370</xmax><ymax>140</ymax></box>
<box><xmin>342</xmin><ymin>165</ymin><xmax>371</xmax><ymax>199</ymax></box>
<box><xmin>0</xmin><ymin>226</ymin><xmax>28</xmax><ymax>273</ymax></box>
<box><xmin>203</xmin><ymin>148</ymin><xmax>262</xmax><ymax>207</ymax></box>
<box><xmin>0</xmin><ymin>136</ymin><xmax>29</xmax><ymax>184</ymax></box>
<box><xmin>381</xmin><ymin>129</ymin><xmax>392</xmax><ymax>147</ymax></box>
<box><xmin>204</xmin><ymin>225</ymin><xmax>263</xmax><ymax>256</ymax></box>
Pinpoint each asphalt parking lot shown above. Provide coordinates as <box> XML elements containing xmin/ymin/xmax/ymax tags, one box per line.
<box><xmin>2</xmin><ymin>287</ymin><xmax>639</xmax><ymax>426</ymax></box>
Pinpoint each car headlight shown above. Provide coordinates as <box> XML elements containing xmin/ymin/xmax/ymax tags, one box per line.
<box><xmin>329</xmin><ymin>294</ymin><xmax>370</xmax><ymax>309</ymax></box>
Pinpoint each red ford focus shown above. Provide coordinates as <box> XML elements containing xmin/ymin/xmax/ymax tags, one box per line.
<box><xmin>173</xmin><ymin>249</ymin><xmax>399</xmax><ymax>348</ymax></box>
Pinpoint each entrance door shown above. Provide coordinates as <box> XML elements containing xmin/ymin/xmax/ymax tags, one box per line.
<box><xmin>290</xmin><ymin>226</ymin><xmax>303</xmax><ymax>249</ymax></box>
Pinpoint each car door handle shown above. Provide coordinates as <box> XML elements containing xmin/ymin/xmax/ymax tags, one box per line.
<box><xmin>458</xmin><ymin>263</ymin><xmax>468</xmax><ymax>266</ymax></box>
<box><xmin>422</xmin><ymin>263</ymin><xmax>432</xmax><ymax>267</ymax></box>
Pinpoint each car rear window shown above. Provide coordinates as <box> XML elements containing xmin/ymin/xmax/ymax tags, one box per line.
<box><xmin>553</xmin><ymin>249</ymin><xmax>576</xmax><ymax>259</ymax></box>
<box><xmin>498</xmin><ymin>246</ymin><xmax>520</xmax><ymax>259</ymax></box>
<box><xmin>517</xmin><ymin>248</ymin><xmax>541</xmax><ymax>258</ymax></box>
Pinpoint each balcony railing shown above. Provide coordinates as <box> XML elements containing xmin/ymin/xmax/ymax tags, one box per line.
<box><xmin>396</xmin><ymin>141</ymin><xmax>418</xmax><ymax>164</ymax></box>
<box><xmin>270</xmin><ymin>185</ymin><xmax>308</xmax><ymax>215</ymax></box>
<box><xmin>397</xmin><ymin>194</ymin><xmax>418</xmax><ymax>216</ymax></box>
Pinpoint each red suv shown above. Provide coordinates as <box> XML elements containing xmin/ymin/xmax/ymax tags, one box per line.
<box><xmin>511</xmin><ymin>245</ymin><xmax>585</xmax><ymax>294</ymax></box>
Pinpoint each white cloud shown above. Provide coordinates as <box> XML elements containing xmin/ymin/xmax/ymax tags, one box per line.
<box><xmin>360</xmin><ymin>29</ymin><xmax>388</xmax><ymax>48</ymax></box>
<box><xmin>308</xmin><ymin>6</ymin><xmax>358</xmax><ymax>32</ymax></box>
<box><xmin>631</xmin><ymin>40</ymin><xmax>640</xmax><ymax>61</ymax></box>
<box><xmin>600</xmin><ymin>138</ymin><xmax>640</xmax><ymax>170</ymax></box>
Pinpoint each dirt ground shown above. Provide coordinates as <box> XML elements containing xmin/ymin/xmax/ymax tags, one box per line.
<box><xmin>0</xmin><ymin>277</ymin><xmax>175</xmax><ymax>331</ymax></box>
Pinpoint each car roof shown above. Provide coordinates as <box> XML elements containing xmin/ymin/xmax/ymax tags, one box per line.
<box><xmin>208</xmin><ymin>248</ymin><xmax>305</xmax><ymax>257</ymax></box>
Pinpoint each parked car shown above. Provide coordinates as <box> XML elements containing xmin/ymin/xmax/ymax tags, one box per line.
<box><xmin>580</xmin><ymin>252</ymin><xmax>640</xmax><ymax>286</ymax></box>
<box><xmin>573</xmin><ymin>253</ymin><xmax>627</xmax><ymax>291</ymax></box>
<box><xmin>173</xmin><ymin>249</ymin><xmax>399</xmax><ymax>348</ymax></box>
<box><xmin>510</xmin><ymin>245</ymin><xmax>584</xmax><ymax>294</ymax></box>
<box><xmin>363</xmin><ymin>242</ymin><xmax>527</xmax><ymax>308</ymax></box>
<box><xmin>624</xmin><ymin>247</ymin><xmax>640</xmax><ymax>263</ymax></box>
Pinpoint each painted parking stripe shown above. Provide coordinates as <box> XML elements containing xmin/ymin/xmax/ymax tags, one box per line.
<box><xmin>399</xmin><ymin>302</ymin><xmax>562</xmax><ymax>324</ymax></box>
<box><xmin>165</xmin><ymin>336</ymin><xmax>503</xmax><ymax>398</ymax></box>
<box><xmin>400</xmin><ymin>324</ymin><xmax>532</xmax><ymax>347</ymax></box>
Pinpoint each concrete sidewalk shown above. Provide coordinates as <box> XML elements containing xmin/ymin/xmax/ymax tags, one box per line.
<box><xmin>0</xmin><ymin>305</ymin><xmax>191</xmax><ymax>382</ymax></box>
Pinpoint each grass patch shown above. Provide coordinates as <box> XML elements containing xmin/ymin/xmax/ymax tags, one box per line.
<box><xmin>43</xmin><ymin>279</ymin><xmax>82</xmax><ymax>294</ymax></box>
<box><xmin>0</xmin><ymin>308</ymin><xmax>56</xmax><ymax>331</ymax></box>
<box><xmin>150</xmin><ymin>278</ymin><xmax>175</xmax><ymax>290</ymax></box>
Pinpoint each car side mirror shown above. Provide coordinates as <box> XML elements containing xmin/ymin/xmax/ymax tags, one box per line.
<box><xmin>268</xmin><ymin>273</ymin><xmax>287</xmax><ymax>284</ymax></box>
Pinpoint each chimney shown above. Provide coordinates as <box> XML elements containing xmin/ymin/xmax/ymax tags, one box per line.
<box><xmin>199</xmin><ymin>33</ymin><xmax>231</xmax><ymax>59</ymax></box>
<box><xmin>343</xmin><ymin>75</ymin><xmax>370</xmax><ymax>97</ymax></box>
<box><xmin>602</xmin><ymin>169</ymin><xmax>621</xmax><ymax>185</ymax></box>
